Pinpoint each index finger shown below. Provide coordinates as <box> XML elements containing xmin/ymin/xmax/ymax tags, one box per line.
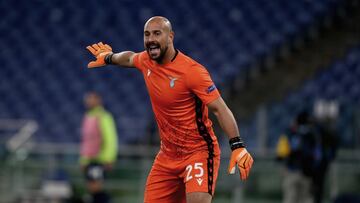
<box><xmin>86</xmin><ymin>46</ymin><xmax>96</xmax><ymax>55</ymax></box>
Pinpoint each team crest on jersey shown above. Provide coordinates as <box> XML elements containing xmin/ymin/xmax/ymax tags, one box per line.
<box><xmin>206</xmin><ymin>84</ymin><xmax>216</xmax><ymax>93</ymax></box>
<box><xmin>168</xmin><ymin>76</ymin><xmax>178</xmax><ymax>88</ymax></box>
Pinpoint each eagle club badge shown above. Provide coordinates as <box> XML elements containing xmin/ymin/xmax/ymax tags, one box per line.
<box><xmin>168</xmin><ymin>76</ymin><xmax>178</xmax><ymax>88</ymax></box>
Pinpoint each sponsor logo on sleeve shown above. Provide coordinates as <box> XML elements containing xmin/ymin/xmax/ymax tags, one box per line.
<box><xmin>206</xmin><ymin>84</ymin><xmax>216</xmax><ymax>94</ymax></box>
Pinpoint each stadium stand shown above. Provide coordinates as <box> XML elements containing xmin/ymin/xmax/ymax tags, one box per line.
<box><xmin>0</xmin><ymin>0</ymin><xmax>344</xmax><ymax>143</ymax></box>
<box><xmin>266</xmin><ymin>46</ymin><xmax>360</xmax><ymax>147</ymax></box>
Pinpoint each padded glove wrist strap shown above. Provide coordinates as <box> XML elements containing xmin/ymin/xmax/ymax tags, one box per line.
<box><xmin>229</xmin><ymin>137</ymin><xmax>246</xmax><ymax>151</ymax></box>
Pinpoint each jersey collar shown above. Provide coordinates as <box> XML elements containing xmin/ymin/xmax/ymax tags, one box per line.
<box><xmin>171</xmin><ymin>49</ymin><xmax>179</xmax><ymax>62</ymax></box>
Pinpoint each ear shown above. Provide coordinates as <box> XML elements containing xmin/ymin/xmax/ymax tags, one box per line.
<box><xmin>169</xmin><ymin>31</ymin><xmax>175</xmax><ymax>42</ymax></box>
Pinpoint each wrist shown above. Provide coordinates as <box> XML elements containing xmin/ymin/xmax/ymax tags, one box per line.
<box><xmin>104</xmin><ymin>53</ymin><xmax>114</xmax><ymax>64</ymax></box>
<box><xmin>229</xmin><ymin>136</ymin><xmax>246</xmax><ymax>151</ymax></box>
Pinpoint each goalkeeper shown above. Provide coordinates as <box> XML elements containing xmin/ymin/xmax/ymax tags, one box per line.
<box><xmin>86</xmin><ymin>16</ymin><xmax>253</xmax><ymax>203</ymax></box>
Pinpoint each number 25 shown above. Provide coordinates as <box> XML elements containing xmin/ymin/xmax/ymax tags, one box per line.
<box><xmin>185</xmin><ymin>162</ymin><xmax>204</xmax><ymax>182</ymax></box>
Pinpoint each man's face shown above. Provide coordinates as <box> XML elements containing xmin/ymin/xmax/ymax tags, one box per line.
<box><xmin>143</xmin><ymin>20</ymin><xmax>173</xmax><ymax>63</ymax></box>
<box><xmin>84</xmin><ymin>93</ymin><xmax>101</xmax><ymax>110</ymax></box>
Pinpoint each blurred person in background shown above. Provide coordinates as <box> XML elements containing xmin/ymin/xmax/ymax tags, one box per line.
<box><xmin>80</xmin><ymin>92</ymin><xmax>118</xmax><ymax>203</ymax></box>
<box><xmin>85</xmin><ymin>16</ymin><xmax>253</xmax><ymax>203</ymax></box>
<box><xmin>276</xmin><ymin>111</ymin><xmax>317</xmax><ymax>203</ymax></box>
<box><xmin>312</xmin><ymin>119</ymin><xmax>337</xmax><ymax>203</ymax></box>
<box><xmin>312</xmin><ymin>100</ymin><xmax>338</xmax><ymax>203</ymax></box>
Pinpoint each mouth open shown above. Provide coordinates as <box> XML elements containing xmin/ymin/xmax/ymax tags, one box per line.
<box><xmin>147</xmin><ymin>44</ymin><xmax>161</xmax><ymax>57</ymax></box>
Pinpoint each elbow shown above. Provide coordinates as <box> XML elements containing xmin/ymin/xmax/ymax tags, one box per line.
<box><xmin>207</xmin><ymin>97</ymin><xmax>230</xmax><ymax>117</ymax></box>
<box><xmin>209</xmin><ymin>105</ymin><xmax>227</xmax><ymax>118</ymax></box>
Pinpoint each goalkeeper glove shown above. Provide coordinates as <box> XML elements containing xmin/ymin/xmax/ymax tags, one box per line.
<box><xmin>228</xmin><ymin>137</ymin><xmax>254</xmax><ymax>180</ymax></box>
<box><xmin>86</xmin><ymin>42</ymin><xmax>113</xmax><ymax>68</ymax></box>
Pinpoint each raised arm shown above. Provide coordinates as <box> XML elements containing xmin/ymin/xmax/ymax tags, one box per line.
<box><xmin>110</xmin><ymin>51</ymin><xmax>136</xmax><ymax>67</ymax></box>
<box><xmin>207</xmin><ymin>97</ymin><xmax>254</xmax><ymax>181</ymax></box>
<box><xmin>86</xmin><ymin>42</ymin><xmax>137</xmax><ymax>68</ymax></box>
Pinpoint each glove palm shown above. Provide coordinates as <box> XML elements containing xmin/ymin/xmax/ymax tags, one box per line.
<box><xmin>86</xmin><ymin>42</ymin><xmax>113</xmax><ymax>68</ymax></box>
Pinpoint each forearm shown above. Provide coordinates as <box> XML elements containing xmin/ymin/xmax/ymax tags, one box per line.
<box><xmin>208</xmin><ymin>99</ymin><xmax>252</xmax><ymax>179</ymax></box>
<box><xmin>108</xmin><ymin>51</ymin><xmax>136</xmax><ymax>67</ymax></box>
<box><xmin>213</xmin><ymin>105</ymin><xmax>240</xmax><ymax>139</ymax></box>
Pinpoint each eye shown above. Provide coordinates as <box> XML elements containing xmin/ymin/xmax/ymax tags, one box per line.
<box><xmin>154</xmin><ymin>31</ymin><xmax>161</xmax><ymax>36</ymax></box>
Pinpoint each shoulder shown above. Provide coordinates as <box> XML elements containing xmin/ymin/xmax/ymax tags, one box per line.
<box><xmin>135</xmin><ymin>51</ymin><xmax>149</xmax><ymax>61</ymax></box>
<box><xmin>94</xmin><ymin>108</ymin><xmax>112</xmax><ymax>119</ymax></box>
<box><xmin>182</xmin><ymin>62</ymin><xmax>214</xmax><ymax>91</ymax></box>
<box><xmin>103</xmin><ymin>110</ymin><xmax>114</xmax><ymax>119</ymax></box>
<box><xmin>178</xmin><ymin>52</ymin><xmax>202</xmax><ymax>66</ymax></box>
<box><xmin>177</xmin><ymin>52</ymin><xmax>208</xmax><ymax>75</ymax></box>
<box><xmin>133</xmin><ymin>51</ymin><xmax>151</xmax><ymax>68</ymax></box>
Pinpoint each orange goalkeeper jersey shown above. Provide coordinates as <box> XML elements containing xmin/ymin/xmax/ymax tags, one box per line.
<box><xmin>134</xmin><ymin>51</ymin><xmax>221</xmax><ymax>159</ymax></box>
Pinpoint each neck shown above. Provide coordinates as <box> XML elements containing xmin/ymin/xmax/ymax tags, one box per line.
<box><xmin>158</xmin><ymin>46</ymin><xmax>176</xmax><ymax>64</ymax></box>
<box><xmin>88</xmin><ymin>105</ymin><xmax>102</xmax><ymax>111</ymax></box>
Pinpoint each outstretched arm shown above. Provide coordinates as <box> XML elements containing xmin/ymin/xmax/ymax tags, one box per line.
<box><xmin>110</xmin><ymin>51</ymin><xmax>136</xmax><ymax>67</ymax></box>
<box><xmin>86</xmin><ymin>42</ymin><xmax>137</xmax><ymax>68</ymax></box>
<box><xmin>208</xmin><ymin>97</ymin><xmax>254</xmax><ymax>180</ymax></box>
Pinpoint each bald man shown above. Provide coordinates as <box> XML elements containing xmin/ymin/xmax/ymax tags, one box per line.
<box><xmin>86</xmin><ymin>16</ymin><xmax>253</xmax><ymax>203</ymax></box>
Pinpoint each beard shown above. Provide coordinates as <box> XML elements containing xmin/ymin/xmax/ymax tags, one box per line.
<box><xmin>146</xmin><ymin>42</ymin><xmax>168</xmax><ymax>63</ymax></box>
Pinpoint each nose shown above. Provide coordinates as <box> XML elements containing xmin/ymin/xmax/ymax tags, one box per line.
<box><xmin>148</xmin><ymin>34</ymin><xmax>156</xmax><ymax>42</ymax></box>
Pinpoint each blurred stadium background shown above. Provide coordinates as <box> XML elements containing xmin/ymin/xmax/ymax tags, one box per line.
<box><xmin>1</xmin><ymin>0</ymin><xmax>360</xmax><ymax>202</ymax></box>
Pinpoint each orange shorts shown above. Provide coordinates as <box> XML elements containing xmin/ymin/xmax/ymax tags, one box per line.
<box><xmin>144</xmin><ymin>151</ymin><xmax>220</xmax><ymax>203</ymax></box>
